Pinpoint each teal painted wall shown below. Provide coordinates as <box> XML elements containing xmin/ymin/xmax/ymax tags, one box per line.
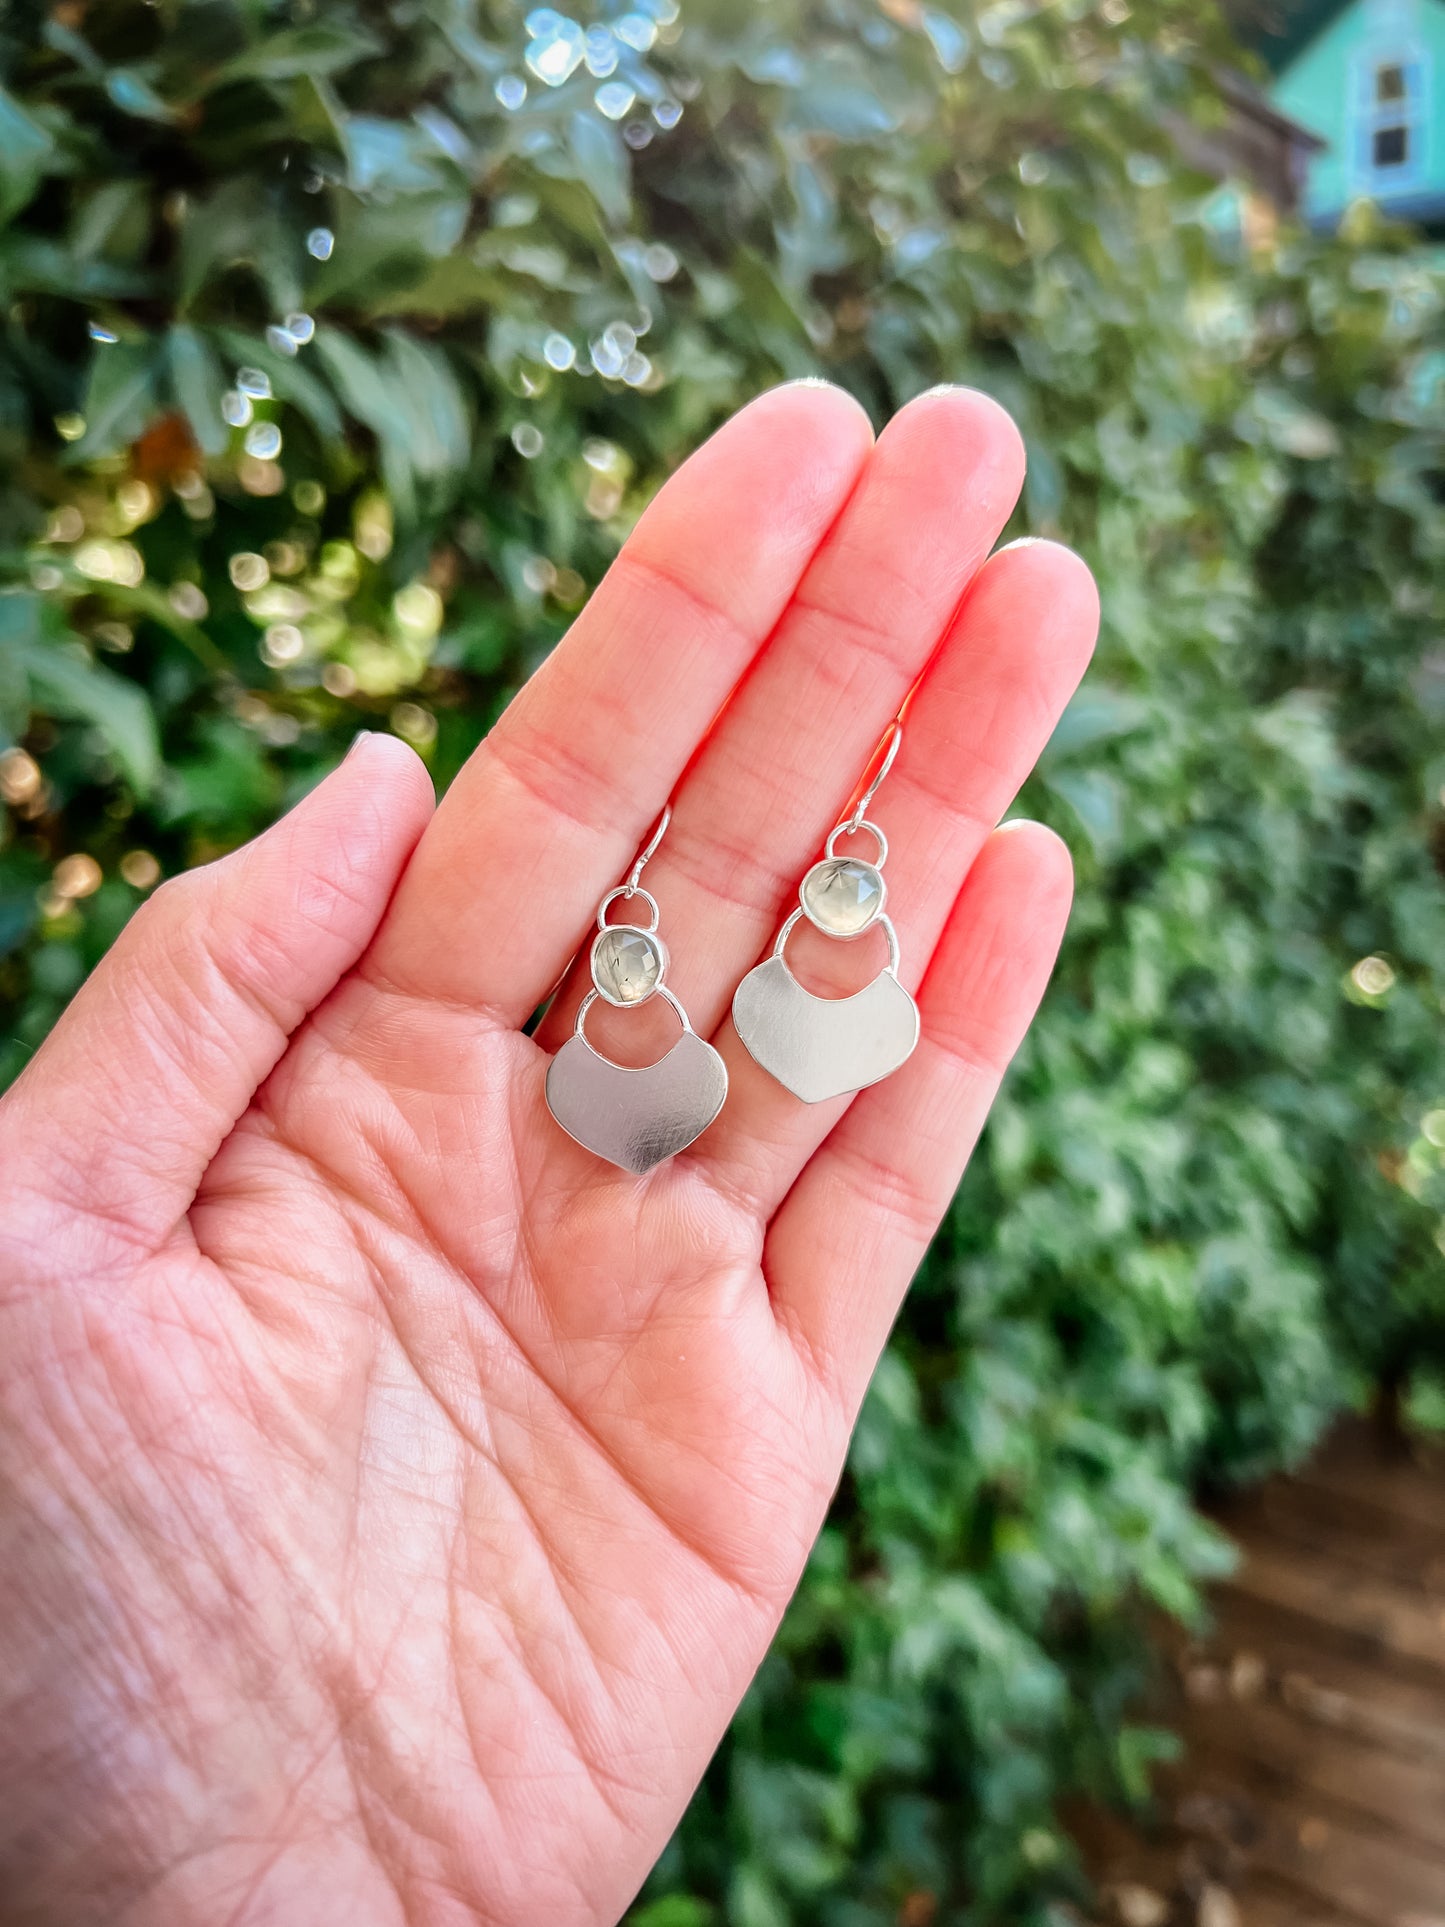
<box><xmin>1271</xmin><ymin>0</ymin><xmax>1445</xmax><ymax>227</ymax></box>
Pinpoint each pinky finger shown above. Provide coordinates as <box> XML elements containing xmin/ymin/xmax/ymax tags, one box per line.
<box><xmin>763</xmin><ymin>820</ymin><xmax>1074</xmax><ymax>1415</ymax></box>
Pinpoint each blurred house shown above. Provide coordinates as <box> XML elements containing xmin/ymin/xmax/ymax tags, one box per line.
<box><xmin>1249</xmin><ymin>0</ymin><xmax>1445</xmax><ymax>233</ymax></box>
<box><xmin>1171</xmin><ymin>69</ymin><xmax>1325</xmax><ymax>248</ymax></box>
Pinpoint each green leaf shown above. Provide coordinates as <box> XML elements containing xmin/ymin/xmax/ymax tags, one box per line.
<box><xmin>742</xmin><ymin>46</ymin><xmax>806</xmax><ymax>87</ymax></box>
<box><xmin>0</xmin><ymin>235</ymin><xmax>152</xmax><ymax>300</ymax></box>
<box><xmin>788</xmin><ymin>62</ymin><xmax>900</xmax><ymax>138</ymax></box>
<box><xmin>1043</xmin><ymin>767</ymin><xmax>1124</xmax><ymax>854</ymax></box>
<box><xmin>729</xmin><ymin>1862</ymin><xmax>793</xmax><ymax>1927</ymax></box>
<box><xmin>97</xmin><ymin>581</ymin><xmax>228</xmax><ymax>676</ymax></box>
<box><xmin>343</xmin><ymin>117</ymin><xmax>453</xmax><ymax>196</ymax></box>
<box><xmin>105</xmin><ymin>69</ymin><xmax>177</xmax><ymax>124</ymax></box>
<box><xmin>381</xmin><ymin>331</ymin><xmax>468</xmax><ymax>478</ymax></box>
<box><xmin>628</xmin><ymin>1900</ymin><xmax>713</xmax><ymax>1927</ymax></box>
<box><xmin>0</xmin><ymin>85</ymin><xmax>55</xmax><ymax>224</ymax></box>
<box><xmin>921</xmin><ymin>10</ymin><xmax>970</xmax><ymax>73</ymax></box>
<box><xmin>0</xmin><ymin>597</ymin><xmax>160</xmax><ymax>795</ymax></box>
<box><xmin>0</xmin><ymin>884</ymin><xmax>39</xmax><ymax>962</ymax></box>
<box><xmin>166</xmin><ymin>324</ymin><xmax>229</xmax><ymax>457</ymax></box>
<box><xmin>362</xmin><ymin>252</ymin><xmax>499</xmax><ymax>319</ymax></box>
<box><xmin>1043</xmin><ymin>688</ymin><xmax>1150</xmax><ymax>762</ymax></box>
<box><xmin>311</xmin><ymin>328</ymin><xmax>467</xmax><ymax>517</ymax></box>
<box><xmin>305</xmin><ymin>193</ymin><xmax>470</xmax><ymax>309</ymax></box>
<box><xmin>29</xmin><ymin>652</ymin><xmax>160</xmax><ymax>795</ymax></box>
<box><xmin>310</xmin><ymin>328</ymin><xmax>417</xmax><ymax>518</ymax></box>
<box><xmin>214</xmin><ymin>327</ymin><xmax>344</xmax><ymax>442</ymax></box>
<box><xmin>160</xmin><ymin>719</ymin><xmax>277</xmax><ymax>828</ymax></box>
<box><xmin>69</xmin><ymin>180</ymin><xmax>150</xmax><ymax>263</ymax></box>
<box><xmin>215</xmin><ymin>25</ymin><xmax>380</xmax><ymax>84</ymax></box>
<box><xmin>177</xmin><ymin>180</ymin><xmax>300</xmax><ymax>313</ymax></box>
<box><xmin>566</xmin><ymin>112</ymin><xmax>630</xmax><ymax>226</ymax></box>
<box><xmin>69</xmin><ymin>342</ymin><xmax>159</xmax><ymax>460</ymax></box>
<box><xmin>0</xmin><ymin>596</ymin><xmax>35</xmax><ymax>733</ymax></box>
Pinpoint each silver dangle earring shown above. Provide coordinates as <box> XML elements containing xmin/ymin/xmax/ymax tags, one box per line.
<box><xmin>545</xmin><ymin>808</ymin><xmax>728</xmax><ymax>1175</ymax></box>
<box><xmin>733</xmin><ymin>721</ymin><xmax>919</xmax><ymax>1104</ymax></box>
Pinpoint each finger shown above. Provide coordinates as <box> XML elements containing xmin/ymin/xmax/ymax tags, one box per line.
<box><xmin>0</xmin><ymin>735</ymin><xmax>434</xmax><ymax>1264</ymax></box>
<box><xmin>698</xmin><ymin>538</ymin><xmax>1097</xmax><ymax>1207</ymax></box>
<box><xmin>364</xmin><ymin>381</ymin><xmax>874</xmax><ymax>1024</ymax></box>
<box><xmin>534</xmin><ymin>385</ymin><xmax>1028</xmax><ymax>1057</ymax></box>
<box><xmin>765</xmin><ymin>821</ymin><xmax>1074</xmax><ymax>1410</ymax></box>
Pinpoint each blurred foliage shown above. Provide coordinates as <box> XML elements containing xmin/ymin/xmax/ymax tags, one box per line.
<box><xmin>2</xmin><ymin>0</ymin><xmax>1444</xmax><ymax>1918</ymax></box>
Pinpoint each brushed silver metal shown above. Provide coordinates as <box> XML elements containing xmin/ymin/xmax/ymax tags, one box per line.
<box><xmin>547</xmin><ymin>988</ymin><xmax>727</xmax><ymax>1173</ymax></box>
<box><xmin>732</xmin><ymin>910</ymin><xmax>919</xmax><ymax>1103</ymax></box>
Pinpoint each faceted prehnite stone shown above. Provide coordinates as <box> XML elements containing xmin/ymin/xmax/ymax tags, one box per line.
<box><xmin>592</xmin><ymin>925</ymin><xmax>663</xmax><ymax>1003</ymax></box>
<box><xmin>800</xmin><ymin>857</ymin><xmax>884</xmax><ymax>935</ymax></box>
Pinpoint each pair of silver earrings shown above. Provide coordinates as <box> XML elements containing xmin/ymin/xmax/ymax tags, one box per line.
<box><xmin>545</xmin><ymin>722</ymin><xmax>920</xmax><ymax>1174</ymax></box>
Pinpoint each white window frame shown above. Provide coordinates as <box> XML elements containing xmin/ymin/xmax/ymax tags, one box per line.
<box><xmin>1349</xmin><ymin>42</ymin><xmax>1431</xmax><ymax>193</ymax></box>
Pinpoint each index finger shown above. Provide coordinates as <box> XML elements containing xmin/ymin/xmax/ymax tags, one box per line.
<box><xmin>362</xmin><ymin>382</ymin><xmax>874</xmax><ymax>1024</ymax></box>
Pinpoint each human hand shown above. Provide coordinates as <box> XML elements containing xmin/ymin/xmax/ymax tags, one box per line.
<box><xmin>0</xmin><ymin>384</ymin><xmax>1096</xmax><ymax>1926</ymax></box>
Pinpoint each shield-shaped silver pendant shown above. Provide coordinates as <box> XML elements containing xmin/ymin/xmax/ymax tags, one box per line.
<box><xmin>733</xmin><ymin>906</ymin><xmax>918</xmax><ymax>1104</ymax></box>
<box><xmin>546</xmin><ymin>992</ymin><xmax>728</xmax><ymax>1174</ymax></box>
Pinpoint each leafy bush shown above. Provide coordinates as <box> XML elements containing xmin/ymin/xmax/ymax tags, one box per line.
<box><xmin>2</xmin><ymin>0</ymin><xmax>1442</xmax><ymax>1918</ymax></box>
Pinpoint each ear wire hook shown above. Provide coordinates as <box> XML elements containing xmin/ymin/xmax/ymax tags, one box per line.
<box><xmin>844</xmin><ymin>719</ymin><xmax>903</xmax><ymax>835</ymax></box>
<box><xmin>624</xmin><ymin>803</ymin><xmax>672</xmax><ymax>897</ymax></box>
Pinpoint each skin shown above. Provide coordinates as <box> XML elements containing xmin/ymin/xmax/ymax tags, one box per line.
<box><xmin>0</xmin><ymin>383</ymin><xmax>1097</xmax><ymax>1927</ymax></box>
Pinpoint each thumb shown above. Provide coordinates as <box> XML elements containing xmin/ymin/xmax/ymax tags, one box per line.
<box><xmin>0</xmin><ymin>732</ymin><xmax>433</xmax><ymax>1268</ymax></box>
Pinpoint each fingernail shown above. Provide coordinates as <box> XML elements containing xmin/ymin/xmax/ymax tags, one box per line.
<box><xmin>345</xmin><ymin>730</ymin><xmax>371</xmax><ymax>758</ymax></box>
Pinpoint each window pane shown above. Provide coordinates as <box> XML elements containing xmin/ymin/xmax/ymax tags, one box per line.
<box><xmin>1376</xmin><ymin>62</ymin><xmax>1406</xmax><ymax>102</ymax></box>
<box><xmin>1374</xmin><ymin>124</ymin><xmax>1409</xmax><ymax>167</ymax></box>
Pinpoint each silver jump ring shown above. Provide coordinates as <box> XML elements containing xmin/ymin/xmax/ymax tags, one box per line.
<box><xmin>597</xmin><ymin>885</ymin><xmax>660</xmax><ymax>933</ymax></box>
<box><xmin>772</xmin><ymin>906</ymin><xmax>901</xmax><ymax>974</ymax></box>
<box><xmin>825</xmin><ymin>817</ymin><xmax>889</xmax><ymax>866</ymax></box>
<box><xmin>574</xmin><ymin>983</ymin><xmax>694</xmax><ymax>1044</ymax></box>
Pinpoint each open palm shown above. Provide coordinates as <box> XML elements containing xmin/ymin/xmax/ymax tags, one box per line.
<box><xmin>0</xmin><ymin>384</ymin><xmax>1096</xmax><ymax>1926</ymax></box>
